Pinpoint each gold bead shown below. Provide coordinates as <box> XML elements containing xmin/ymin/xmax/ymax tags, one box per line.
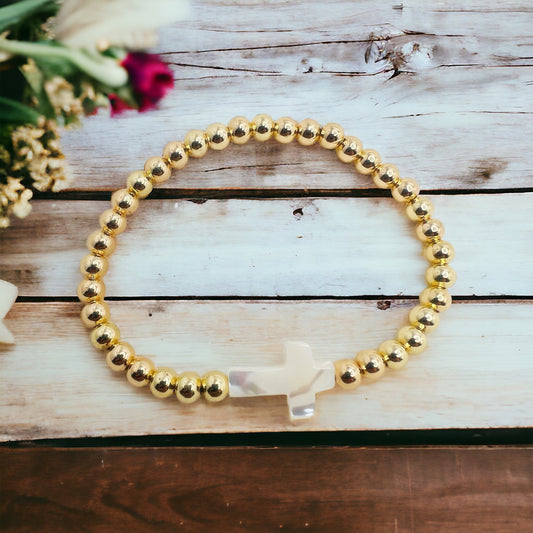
<box><xmin>372</xmin><ymin>163</ymin><xmax>399</xmax><ymax>188</ymax></box>
<box><xmin>297</xmin><ymin>118</ymin><xmax>321</xmax><ymax>146</ymax></box>
<box><xmin>144</xmin><ymin>156</ymin><xmax>171</xmax><ymax>183</ymax></box>
<box><xmin>251</xmin><ymin>114</ymin><xmax>274</xmax><ymax>142</ymax></box>
<box><xmin>90</xmin><ymin>322</ymin><xmax>120</xmax><ymax>350</ymax></box>
<box><xmin>419</xmin><ymin>287</ymin><xmax>452</xmax><ymax>312</ymax></box>
<box><xmin>424</xmin><ymin>241</ymin><xmax>455</xmax><ymax>264</ymax></box>
<box><xmin>86</xmin><ymin>230</ymin><xmax>116</xmax><ymax>257</ymax></box>
<box><xmin>416</xmin><ymin>219</ymin><xmax>445</xmax><ymax>243</ymax></box>
<box><xmin>409</xmin><ymin>305</ymin><xmax>440</xmax><ymax>332</ymax></box>
<box><xmin>206</xmin><ymin>123</ymin><xmax>230</xmax><ymax>150</ymax></box>
<box><xmin>378</xmin><ymin>340</ymin><xmax>408</xmax><ymax>370</ymax></box>
<box><xmin>334</xmin><ymin>359</ymin><xmax>362</xmax><ymax>390</ymax></box>
<box><xmin>99</xmin><ymin>208</ymin><xmax>127</xmax><ymax>236</ymax></box>
<box><xmin>106</xmin><ymin>342</ymin><xmax>135</xmax><ymax>372</ymax></box>
<box><xmin>397</xmin><ymin>326</ymin><xmax>427</xmax><ymax>354</ymax></box>
<box><xmin>150</xmin><ymin>367</ymin><xmax>177</xmax><ymax>398</ymax></box>
<box><xmin>111</xmin><ymin>188</ymin><xmax>139</xmax><ymax>215</ymax></box>
<box><xmin>126</xmin><ymin>357</ymin><xmax>154</xmax><ymax>387</ymax></box>
<box><xmin>354</xmin><ymin>149</ymin><xmax>381</xmax><ymax>175</ymax></box>
<box><xmin>355</xmin><ymin>349</ymin><xmax>386</xmax><ymax>380</ymax></box>
<box><xmin>319</xmin><ymin>123</ymin><xmax>344</xmax><ymax>149</ymax></box>
<box><xmin>79</xmin><ymin>253</ymin><xmax>108</xmax><ymax>278</ymax></box>
<box><xmin>391</xmin><ymin>178</ymin><xmax>420</xmax><ymax>202</ymax></box>
<box><xmin>228</xmin><ymin>116</ymin><xmax>252</xmax><ymax>145</ymax></box>
<box><xmin>81</xmin><ymin>300</ymin><xmax>110</xmax><ymax>328</ymax></box>
<box><xmin>406</xmin><ymin>196</ymin><xmax>433</xmax><ymax>221</ymax></box>
<box><xmin>184</xmin><ymin>129</ymin><xmax>209</xmax><ymax>158</ymax></box>
<box><xmin>162</xmin><ymin>141</ymin><xmax>189</xmax><ymax>169</ymax></box>
<box><xmin>77</xmin><ymin>279</ymin><xmax>105</xmax><ymax>303</ymax></box>
<box><xmin>176</xmin><ymin>371</ymin><xmax>202</xmax><ymax>403</ymax></box>
<box><xmin>202</xmin><ymin>371</ymin><xmax>229</xmax><ymax>402</ymax></box>
<box><xmin>426</xmin><ymin>264</ymin><xmax>457</xmax><ymax>288</ymax></box>
<box><xmin>336</xmin><ymin>136</ymin><xmax>363</xmax><ymax>163</ymax></box>
<box><xmin>274</xmin><ymin>117</ymin><xmax>298</xmax><ymax>144</ymax></box>
<box><xmin>127</xmin><ymin>170</ymin><xmax>153</xmax><ymax>198</ymax></box>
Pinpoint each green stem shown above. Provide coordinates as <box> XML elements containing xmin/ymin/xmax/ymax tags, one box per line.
<box><xmin>0</xmin><ymin>0</ymin><xmax>57</xmax><ymax>33</ymax></box>
<box><xmin>0</xmin><ymin>39</ymin><xmax>128</xmax><ymax>87</ymax></box>
<box><xmin>0</xmin><ymin>95</ymin><xmax>42</xmax><ymax>124</ymax></box>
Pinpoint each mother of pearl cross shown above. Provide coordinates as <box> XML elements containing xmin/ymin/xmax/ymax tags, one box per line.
<box><xmin>0</xmin><ymin>279</ymin><xmax>18</xmax><ymax>344</ymax></box>
<box><xmin>228</xmin><ymin>341</ymin><xmax>335</xmax><ymax>421</ymax></box>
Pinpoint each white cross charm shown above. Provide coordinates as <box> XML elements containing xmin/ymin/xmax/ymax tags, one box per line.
<box><xmin>228</xmin><ymin>341</ymin><xmax>335</xmax><ymax>421</ymax></box>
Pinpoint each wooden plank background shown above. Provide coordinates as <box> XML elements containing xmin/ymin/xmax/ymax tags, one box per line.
<box><xmin>1</xmin><ymin>446</ymin><xmax>532</xmax><ymax>532</ymax></box>
<box><xmin>1</xmin><ymin>0</ymin><xmax>533</xmax><ymax>441</ymax></box>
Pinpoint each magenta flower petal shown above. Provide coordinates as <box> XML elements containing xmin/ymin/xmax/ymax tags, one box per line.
<box><xmin>109</xmin><ymin>94</ymin><xmax>133</xmax><ymax>116</ymax></box>
<box><xmin>121</xmin><ymin>52</ymin><xmax>174</xmax><ymax>112</ymax></box>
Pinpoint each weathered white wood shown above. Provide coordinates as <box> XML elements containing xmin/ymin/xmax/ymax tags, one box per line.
<box><xmin>59</xmin><ymin>0</ymin><xmax>533</xmax><ymax>191</ymax></box>
<box><xmin>1</xmin><ymin>299</ymin><xmax>531</xmax><ymax>441</ymax></box>
<box><xmin>0</xmin><ymin>193</ymin><xmax>531</xmax><ymax>297</ymax></box>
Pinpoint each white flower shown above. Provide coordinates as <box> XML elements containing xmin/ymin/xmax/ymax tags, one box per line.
<box><xmin>52</xmin><ymin>0</ymin><xmax>190</xmax><ymax>50</ymax></box>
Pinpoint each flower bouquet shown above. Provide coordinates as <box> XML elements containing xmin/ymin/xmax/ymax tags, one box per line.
<box><xmin>0</xmin><ymin>0</ymin><xmax>187</xmax><ymax>228</ymax></box>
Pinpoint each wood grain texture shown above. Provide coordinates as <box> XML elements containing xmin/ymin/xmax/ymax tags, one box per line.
<box><xmin>1</xmin><ymin>300</ymin><xmax>532</xmax><ymax>441</ymax></box>
<box><xmin>1</xmin><ymin>193</ymin><xmax>532</xmax><ymax>297</ymax></box>
<box><xmin>2</xmin><ymin>0</ymin><xmax>532</xmax><ymax>441</ymax></box>
<box><xmin>1</xmin><ymin>446</ymin><xmax>532</xmax><ymax>532</ymax></box>
<box><xmin>59</xmin><ymin>0</ymin><xmax>533</xmax><ymax>191</ymax></box>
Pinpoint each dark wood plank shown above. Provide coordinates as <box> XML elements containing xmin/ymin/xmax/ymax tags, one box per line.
<box><xmin>1</xmin><ymin>446</ymin><xmax>531</xmax><ymax>532</ymax></box>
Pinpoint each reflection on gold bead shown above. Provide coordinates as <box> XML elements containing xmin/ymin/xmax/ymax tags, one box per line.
<box><xmin>127</xmin><ymin>357</ymin><xmax>154</xmax><ymax>387</ymax></box>
<box><xmin>206</xmin><ymin>123</ymin><xmax>230</xmax><ymax>150</ymax></box>
<box><xmin>127</xmin><ymin>170</ymin><xmax>153</xmax><ymax>198</ymax></box>
<box><xmin>274</xmin><ymin>117</ymin><xmax>298</xmax><ymax>144</ymax></box>
<box><xmin>111</xmin><ymin>189</ymin><xmax>139</xmax><ymax>215</ymax></box>
<box><xmin>372</xmin><ymin>163</ymin><xmax>399</xmax><ymax>188</ymax></box>
<box><xmin>79</xmin><ymin>253</ymin><xmax>108</xmax><ymax>278</ymax></box>
<box><xmin>202</xmin><ymin>371</ymin><xmax>229</xmax><ymax>402</ymax></box>
<box><xmin>424</xmin><ymin>241</ymin><xmax>455</xmax><ymax>264</ymax></box>
<box><xmin>162</xmin><ymin>141</ymin><xmax>189</xmax><ymax>169</ymax></box>
<box><xmin>251</xmin><ymin>114</ymin><xmax>274</xmax><ymax>142</ymax></box>
<box><xmin>397</xmin><ymin>326</ymin><xmax>427</xmax><ymax>354</ymax></box>
<box><xmin>406</xmin><ymin>196</ymin><xmax>433</xmax><ymax>221</ymax></box>
<box><xmin>391</xmin><ymin>178</ymin><xmax>420</xmax><ymax>202</ymax></box>
<box><xmin>355</xmin><ymin>349</ymin><xmax>386</xmax><ymax>380</ymax></box>
<box><xmin>176</xmin><ymin>372</ymin><xmax>201</xmax><ymax>403</ymax></box>
<box><xmin>150</xmin><ymin>367</ymin><xmax>177</xmax><ymax>398</ymax></box>
<box><xmin>319</xmin><ymin>123</ymin><xmax>344</xmax><ymax>149</ymax></box>
<box><xmin>144</xmin><ymin>156</ymin><xmax>171</xmax><ymax>183</ymax></box>
<box><xmin>184</xmin><ymin>129</ymin><xmax>209</xmax><ymax>158</ymax></box>
<box><xmin>77</xmin><ymin>279</ymin><xmax>105</xmax><ymax>303</ymax></box>
<box><xmin>409</xmin><ymin>305</ymin><xmax>440</xmax><ymax>332</ymax></box>
<box><xmin>99</xmin><ymin>209</ymin><xmax>127</xmax><ymax>236</ymax></box>
<box><xmin>334</xmin><ymin>359</ymin><xmax>362</xmax><ymax>389</ymax></box>
<box><xmin>416</xmin><ymin>219</ymin><xmax>444</xmax><ymax>243</ymax></box>
<box><xmin>426</xmin><ymin>264</ymin><xmax>457</xmax><ymax>288</ymax></box>
<box><xmin>90</xmin><ymin>322</ymin><xmax>120</xmax><ymax>350</ymax></box>
<box><xmin>297</xmin><ymin>118</ymin><xmax>321</xmax><ymax>146</ymax></box>
<box><xmin>228</xmin><ymin>116</ymin><xmax>252</xmax><ymax>145</ymax></box>
<box><xmin>378</xmin><ymin>340</ymin><xmax>408</xmax><ymax>370</ymax></box>
<box><xmin>106</xmin><ymin>342</ymin><xmax>135</xmax><ymax>372</ymax></box>
<box><xmin>355</xmin><ymin>149</ymin><xmax>381</xmax><ymax>175</ymax></box>
<box><xmin>87</xmin><ymin>230</ymin><xmax>116</xmax><ymax>257</ymax></box>
<box><xmin>81</xmin><ymin>300</ymin><xmax>110</xmax><ymax>328</ymax></box>
<box><xmin>419</xmin><ymin>287</ymin><xmax>452</xmax><ymax>312</ymax></box>
<box><xmin>336</xmin><ymin>136</ymin><xmax>362</xmax><ymax>163</ymax></box>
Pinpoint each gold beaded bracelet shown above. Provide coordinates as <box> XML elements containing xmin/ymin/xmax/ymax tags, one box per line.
<box><xmin>78</xmin><ymin>114</ymin><xmax>455</xmax><ymax>421</ymax></box>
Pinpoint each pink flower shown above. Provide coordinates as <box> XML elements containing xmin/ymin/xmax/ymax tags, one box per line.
<box><xmin>108</xmin><ymin>93</ymin><xmax>133</xmax><ymax>116</ymax></box>
<box><xmin>121</xmin><ymin>52</ymin><xmax>174</xmax><ymax>111</ymax></box>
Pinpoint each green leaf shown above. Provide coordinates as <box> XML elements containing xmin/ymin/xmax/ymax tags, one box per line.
<box><xmin>18</xmin><ymin>63</ymin><xmax>55</xmax><ymax>118</ymax></box>
<box><xmin>0</xmin><ymin>0</ymin><xmax>57</xmax><ymax>33</ymax></box>
<box><xmin>0</xmin><ymin>95</ymin><xmax>41</xmax><ymax>124</ymax></box>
